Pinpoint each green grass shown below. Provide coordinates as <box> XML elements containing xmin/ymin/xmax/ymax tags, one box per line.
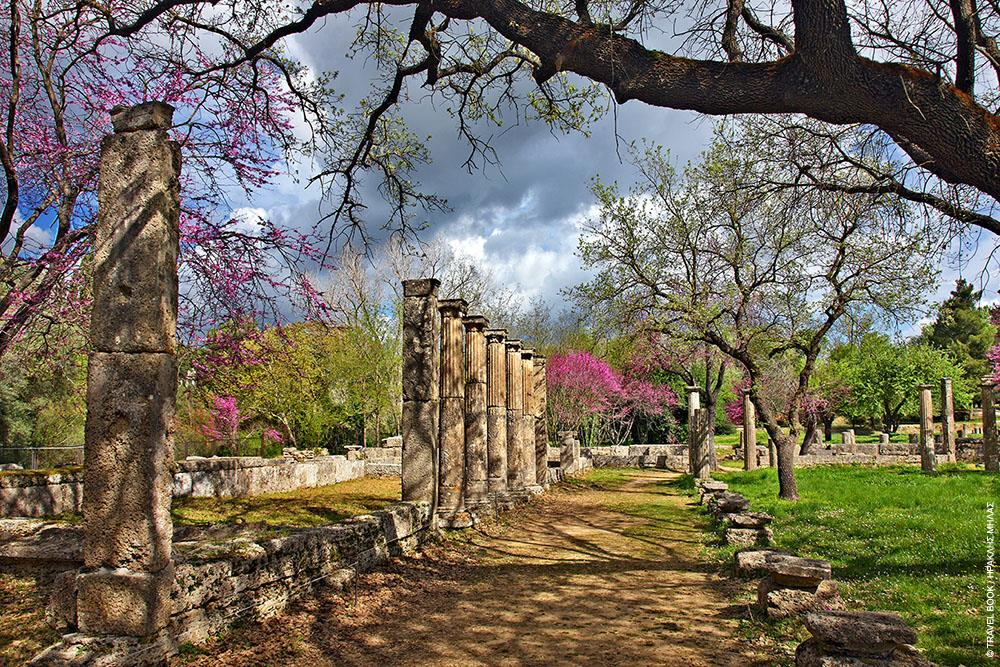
<box><xmin>709</xmin><ymin>465</ymin><xmax>998</xmax><ymax>666</ymax></box>
<box><xmin>170</xmin><ymin>476</ymin><xmax>401</xmax><ymax>528</ymax></box>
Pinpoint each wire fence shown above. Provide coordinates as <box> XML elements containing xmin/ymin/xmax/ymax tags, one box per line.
<box><xmin>0</xmin><ymin>445</ymin><xmax>83</xmax><ymax>470</ymax></box>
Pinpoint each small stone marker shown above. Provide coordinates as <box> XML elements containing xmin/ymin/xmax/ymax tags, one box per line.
<box><xmin>763</xmin><ymin>554</ymin><xmax>832</xmax><ymax>588</ymax></box>
<box><xmin>795</xmin><ymin>610</ymin><xmax>932</xmax><ymax>666</ymax></box>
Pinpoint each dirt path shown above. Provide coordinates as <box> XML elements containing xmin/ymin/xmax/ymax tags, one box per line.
<box><xmin>178</xmin><ymin>470</ymin><xmax>766</xmax><ymax>667</ymax></box>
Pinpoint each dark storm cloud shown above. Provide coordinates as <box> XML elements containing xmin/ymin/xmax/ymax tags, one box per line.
<box><xmin>249</xmin><ymin>11</ymin><xmax>714</xmax><ymax>306</ymax></box>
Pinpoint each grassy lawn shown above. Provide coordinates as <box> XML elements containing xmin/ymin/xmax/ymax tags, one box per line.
<box><xmin>170</xmin><ymin>476</ymin><xmax>401</xmax><ymax>528</ymax></box>
<box><xmin>709</xmin><ymin>465</ymin><xmax>998</xmax><ymax>666</ymax></box>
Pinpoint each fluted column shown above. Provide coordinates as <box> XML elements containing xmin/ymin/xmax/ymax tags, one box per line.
<box><xmin>982</xmin><ymin>378</ymin><xmax>998</xmax><ymax>472</ymax></box>
<box><xmin>918</xmin><ymin>384</ymin><xmax>935</xmax><ymax>472</ymax></box>
<box><xmin>463</xmin><ymin>315</ymin><xmax>489</xmax><ymax>509</ymax></box>
<box><xmin>486</xmin><ymin>329</ymin><xmax>509</xmax><ymax>498</ymax></box>
<box><xmin>533</xmin><ymin>355</ymin><xmax>549</xmax><ymax>489</ymax></box>
<box><xmin>505</xmin><ymin>339</ymin><xmax>526</xmax><ymax>494</ymax></box>
<box><xmin>940</xmin><ymin>377</ymin><xmax>956</xmax><ymax>463</ymax></box>
<box><xmin>401</xmin><ymin>278</ymin><xmax>441</xmax><ymax>505</ymax></box>
<box><xmin>521</xmin><ymin>349</ymin><xmax>540</xmax><ymax>492</ymax></box>
<box><xmin>438</xmin><ymin>299</ymin><xmax>468</xmax><ymax>525</ymax></box>
<box><xmin>743</xmin><ymin>392</ymin><xmax>757</xmax><ymax>471</ymax></box>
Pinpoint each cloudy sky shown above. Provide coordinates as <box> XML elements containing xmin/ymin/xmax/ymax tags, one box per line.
<box><xmin>233</xmin><ymin>10</ymin><xmax>997</xmax><ymax>325</ymax></box>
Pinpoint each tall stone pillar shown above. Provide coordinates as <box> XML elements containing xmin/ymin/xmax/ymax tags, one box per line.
<box><xmin>533</xmin><ymin>355</ymin><xmax>549</xmax><ymax>489</ymax></box>
<box><xmin>940</xmin><ymin>377</ymin><xmax>956</xmax><ymax>463</ymax></box>
<box><xmin>918</xmin><ymin>384</ymin><xmax>935</xmax><ymax>472</ymax></box>
<box><xmin>688</xmin><ymin>387</ymin><xmax>709</xmax><ymax>479</ymax></box>
<box><xmin>521</xmin><ymin>349</ymin><xmax>542</xmax><ymax>493</ymax></box>
<box><xmin>505</xmin><ymin>339</ymin><xmax>526</xmax><ymax>495</ymax></box>
<box><xmin>438</xmin><ymin>299</ymin><xmax>469</xmax><ymax>526</ymax></box>
<box><xmin>485</xmin><ymin>329</ymin><xmax>509</xmax><ymax>499</ymax></box>
<box><xmin>401</xmin><ymin>278</ymin><xmax>441</xmax><ymax>505</ymax></box>
<box><xmin>768</xmin><ymin>439</ymin><xmax>777</xmax><ymax>467</ymax></box>
<box><xmin>463</xmin><ymin>315</ymin><xmax>489</xmax><ymax>510</ymax></box>
<box><xmin>79</xmin><ymin>102</ymin><xmax>179</xmax><ymax>637</ymax></box>
<box><xmin>743</xmin><ymin>393</ymin><xmax>758</xmax><ymax>471</ymax></box>
<box><xmin>983</xmin><ymin>378</ymin><xmax>998</xmax><ymax>472</ymax></box>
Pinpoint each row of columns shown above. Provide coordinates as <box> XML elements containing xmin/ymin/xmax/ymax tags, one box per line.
<box><xmin>401</xmin><ymin>280</ymin><xmax>550</xmax><ymax>527</ymax></box>
<box><xmin>918</xmin><ymin>377</ymin><xmax>999</xmax><ymax>472</ymax></box>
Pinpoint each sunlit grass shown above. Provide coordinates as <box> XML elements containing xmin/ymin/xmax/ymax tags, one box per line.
<box><xmin>709</xmin><ymin>465</ymin><xmax>998</xmax><ymax>666</ymax></box>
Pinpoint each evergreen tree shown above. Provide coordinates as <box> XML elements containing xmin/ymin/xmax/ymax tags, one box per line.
<box><xmin>920</xmin><ymin>280</ymin><xmax>996</xmax><ymax>383</ymax></box>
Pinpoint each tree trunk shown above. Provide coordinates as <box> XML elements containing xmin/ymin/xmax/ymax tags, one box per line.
<box><xmin>752</xmin><ymin>395</ymin><xmax>799</xmax><ymax>500</ymax></box>
<box><xmin>800</xmin><ymin>414</ymin><xmax>818</xmax><ymax>454</ymax></box>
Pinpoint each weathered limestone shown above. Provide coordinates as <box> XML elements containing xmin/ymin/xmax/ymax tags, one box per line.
<box><xmin>983</xmin><ymin>378</ymin><xmax>999</xmax><ymax>473</ymax></box>
<box><xmin>485</xmin><ymin>329</ymin><xmax>509</xmax><ymax>497</ymax></box>
<box><xmin>734</xmin><ymin>548</ymin><xmax>792</xmax><ymax>577</ymax></box>
<box><xmin>768</xmin><ymin>438</ymin><xmax>777</xmax><ymax>467</ymax></box>
<box><xmin>79</xmin><ymin>102</ymin><xmax>180</xmax><ymax>637</ymax></box>
<box><xmin>463</xmin><ymin>316</ymin><xmax>489</xmax><ymax>510</ymax></box>
<box><xmin>505</xmin><ymin>340</ymin><xmax>526</xmax><ymax>495</ymax></box>
<box><xmin>401</xmin><ymin>279</ymin><xmax>441</xmax><ymax>505</ymax></box>
<box><xmin>757</xmin><ymin>554</ymin><xmax>843</xmax><ymax>620</ymax></box>
<box><xmin>743</xmin><ymin>393</ymin><xmax>757</xmax><ymax>471</ymax></box>
<box><xmin>521</xmin><ymin>349</ymin><xmax>541</xmax><ymax>493</ymax></box>
<box><xmin>880</xmin><ymin>432</ymin><xmax>891</xmax><ymax>449</ymax></box>
<box><xmin>918</xmin><ymin>385</ymin><xmax>935</xmax><ymax>472</ymax></box>
<box><xmin>438</xmin><ymin>299</ymin><xmax>469</xmax><ymax>526</ymax></box>
<box><xmin>533</xmin><ymin>355</ymin><xmax>549</xmax><ymax>489</ymax></box>
<box><xmin>708</xmin><ymin>491</ymin><xmax>750</xmax><ymax>518</ymax></box>
<box><xmin>724</xmin><ymin>512</ymin><xmax>774</xmax><ymax>529</ymax></box>
<box><xmin>725</xmin><ymin>526</ymin><xmax>773</xmax><ymax>547</ymax></box>
<box><xmin>559</xmin><ymin>430</ymin><xmax>577</xmax><ymax>472</ymax></box>
<box><xmin>697</xmin><ymin>479</ymin><xmax>728</xmax><ymax>504</ymax></box>
<box><xmin>795</xmin><ymin>610</ymin><xmax>932</xmax><ymax>667</ymax></box>
<box><xmin>940</xmin><ymin>377</ymin><xmax>956</xmax><ymax>463</ymax></box>
<box><xmin>688</xmin><ymin>387</ymin><xmax>710</xmax><ymax>479</ymax></box>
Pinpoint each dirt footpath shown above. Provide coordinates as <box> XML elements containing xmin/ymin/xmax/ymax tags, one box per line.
<box><xmin>177</xmin><ymin>469</ymin><xmax>768</xmax><ymax>667</ymax></box>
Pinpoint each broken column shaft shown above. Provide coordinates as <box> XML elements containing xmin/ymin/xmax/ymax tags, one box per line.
<box><xmin>79</xmin><ymin>101</ymin><xmax>180</xmax><ymax>637</ymax></box>
<box><xmin>401</xmin><ymin>278</ymin><xmax>441</xmax><ymax>505</ymax></box>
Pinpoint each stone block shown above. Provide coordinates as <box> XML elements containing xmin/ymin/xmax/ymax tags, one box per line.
<box><xmin>803</xmin><ymin>610</ymin><xmax>918</xmax><ymax>658</ymax></box>
<box><xmin>764</xmin><ymin>554</ymin><xmax>832</xmax><ymax>588</ymax></box>
<box><xmin>724</xmin><ymin>511</ymin><xmax>773</xmax><ymax>528</ymax></box>
<box><xmin>77</xmin><ymin>565</ymin><xmax>174</xmax><ymax>636</ymax></box>
<box><xmin>725</xmin><ymin>527</ymin><xmax>773</xmax><ymax>547</ymax></box>
<box><xmin>734</xmin><ymin>548</ymin><xmax>792</xmax><ymax>577</ymax></box>
<box><xmin>110</xmin><ymin>101</ymin><xmax>174</xmax><ymax>132</ymax></box>
<box><xmin>401</xmin><ymin>399</ymin><xmax>438</xmax><ymax>503</ymax></box>
<box><xmin>707</xmin><ymin>491</ymin><xmax>750</xmax><ymax>517</ymax></box>
<box><xmin>795</xmin><ymin>637</ymin><xmax>934</xmax><ymax>666</ymax></box>
<box><xmin>83</xmin><ymin>352</ymin><xmax>174</xmax><ymax>570</ymax></box>
<box><xmin>758</xmin><ymin>576</ymin><xmax>844</xmax><ymax>619</ymax></box>
<box><xmin>46</xmin><ymin>570</ymin><xmax>78</xmax><ymax>631</ymax></box>
<box><xmin>92</xmin><ymin>131</ymin><xmax>179</xmax><ymax>353</ymax></box>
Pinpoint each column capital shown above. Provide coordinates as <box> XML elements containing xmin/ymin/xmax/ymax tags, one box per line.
<box><xmin>982</xmin><ymin>376</ymin><xmax>996</xmax><ymax>388</ymax></box>
<box><xmin>521</xmin><ymin>348</ymin><xmax>535</xmax><ymax>360</ymax></box>
<box><xmin>918</xmin><ymin>384</ymin><xmax>934</xmax><ymax>391</ymax></box>
<box><xmin>485</xmin><ymin>328</ymin><xmax>508</xmax><ymax>343</ymax></box>
<box><xmin>462</xmin><ymin>315</ymin><xmax>489</xmax><ymax>330</ymax></box>
<box><xmin>438</xmin><ymin>298</ymin><xmax>468</xmax><ymax>316</ymax></box>
<box><xmin>505</xmin><ymin>338</ymin><xmax>522</xmax><ymax>351</ymax></box>
<box><xmin>402</xmin><ymin>278</ymin><xmax>440</xmax><ymax>297</ymax></box>
<box><xmin>534</xmin><ymin>354</ymin><xmax>546</xmax><ymax>367</ymax></box>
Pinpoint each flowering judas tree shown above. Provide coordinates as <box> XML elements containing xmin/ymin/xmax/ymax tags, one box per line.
<box><xmin>0</xmin><ymin>0</ymin><xmax>343</xmax><ymax>363</ymax></box>
<box><xmin>547</xmin><ymin>349</ymin><xmax>676</xmax><ymax>446</ymax></box>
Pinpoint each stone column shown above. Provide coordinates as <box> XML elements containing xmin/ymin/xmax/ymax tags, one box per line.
<box><xmin>559</xmin><ymin>430</ymin><xmax>576</xmax><ymax>473</ymax></box>
<box><xmin>485</xmin><ymin>329</ymin><xmax>509</xmax><ymax>499</ymax></box>
<box><xmin>401</xmin><ymin>278</ymin><xmax>441</xmax><ymax>505</ymax></box>
<box><xmin>79</xmin><ymin>102</ymin><xmax>179</xmax><ymax>637</ymax></box>
<box><xmin>521</xmin><ymin>349</ymin><xmax>541</xmax><ymax>493</ymax></box>
<box><xmin>918</xmin><ymin>384</ymin><xmax>935</xmax><ymax>472</ymax></box>
<box><xmin>940</xmin><ymin>377</ymin><xmax>956</xmax><ymax>463</ymax></box>
<box><xmin>505</xmin><ymin>340</ymin><xmax>526</xmax><ymax>495</ymax></box>
<box><xmin>687</xmin><ymin>387</ymin><xmax>709</xmax><ymax>479</ymax></box>
<box><xmin>533</xmin><ymin>355</ymin><xmax>549</xmax><ymax>489</ymax></box>
<box><xmin>463</xmin><ymin>316</ymin><xmax>489</xmax><ymax>511</ymax></box>
<box><xmin>743</xmin><ymin>393</ymin><xmax>757</xmax><ymax>471</ymax></box>
<box><xmin>768</xmin><ymin>439</ymin><xmax>777</xmax><ymax>467</ymax></box>
<box><xmin>983</xmin><ymin>378</ymin><xmax>999</xmax><ymax>472</ymax></box>
<box><xmin>438</xmin><ymin>299</ymin><xmax>469</xmax><ymax>526</ymax></box>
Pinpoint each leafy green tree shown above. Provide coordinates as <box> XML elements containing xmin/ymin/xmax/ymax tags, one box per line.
<box><xmin>834</xmin><ymin>334</ymin><xmax>971</xmax><ymax>431</ymax></box>
<box><xmin>919</xmin><ymin>279</ymin><xmax>996</xmax><ymax>383</ymax></box>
